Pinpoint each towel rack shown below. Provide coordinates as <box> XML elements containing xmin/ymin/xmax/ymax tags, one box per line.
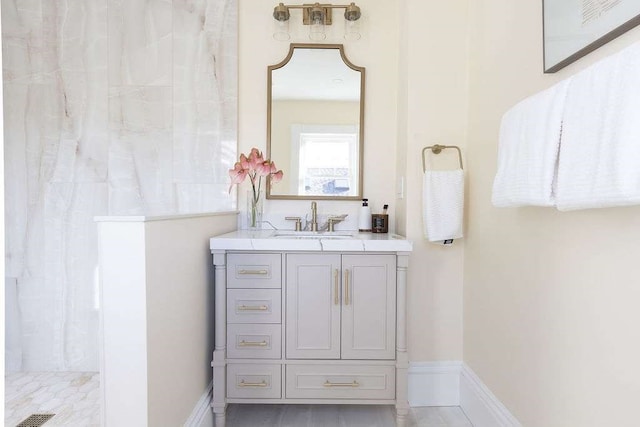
<box><xmin>422</xmin><ymin>144</ymin><xmax>464</xmax><ymax>172</ymax></box>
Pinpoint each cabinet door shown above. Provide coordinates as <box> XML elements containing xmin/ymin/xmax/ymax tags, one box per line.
<box><xmin>286</xmin><ymin>254</ymin><xmax>341</xmax><ymax>359</ymax></box>
<box><xmin>341</xmin><ymin>254</ymin><xmax>396</xmax><ymax>360</ymax></box>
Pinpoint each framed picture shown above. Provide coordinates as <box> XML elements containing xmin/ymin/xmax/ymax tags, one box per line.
<box><xmin>543</xmin><ymin>0</ymin><xmax>640</xmax><ymax>73</ymax></box>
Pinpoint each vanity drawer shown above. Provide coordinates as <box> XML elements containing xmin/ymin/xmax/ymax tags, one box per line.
<box><xmin>285</xmin><ymin>364</ymin><xmax>395</xmax><ymax>400</ymax></box>
<box><xmin>227</xmin><ymin>364</ymin><xmax>282</xmax><ymax>399</ymax></box>
<box><xmin>228</xmin><ymin>253</ymin><xmax>281</xmax><ymax>289</ymax></box>
<box><xmin>227</xmin><ymin>289</ymin><xmax>281</xmax><ymax>324</ymax></box>
<box><xmin>227</xmin><ymin>324</ymin><xmax>282</xmax><ymax>359</ymax></box>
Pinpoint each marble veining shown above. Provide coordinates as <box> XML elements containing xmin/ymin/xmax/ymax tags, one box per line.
<box><xmin>108</xmin><ymin>0</ymin><xmax>173</xmax><ymax>86</ymax></box>
<box><xmin>210</xmin><ymin>230</ymin><xmax>414</xmax><ymax>252</ymax></box>
<box><xmin>4</xmin><ymin>371</ymin><xmax>100</xmax><ymax>427</ymax></box>
<box><xmin>108</xmin><ymin>86</ymin><xmax>174</xmax><ymax>215</ymax></box>
<box><xmin>172</xmin><ymin>0</ymin><xmax>238</xmax><ymax>189</ymax></box>
<box><xmin>3</xmin><ymin>0</ymin><xmax>238</xmax><ymax>372</ymax></box>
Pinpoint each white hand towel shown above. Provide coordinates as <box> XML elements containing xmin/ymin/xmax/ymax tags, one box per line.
<box><xmin>423</xmin><ymin>169</ymin><xmax>464</xmax><ymax>243</ymax></box>
<box><xmin>556</xmin><ymin>41</ymin><xmax>640</xmax><ymax>211</ymax></box>
<box><xmin>491</xmin><ymin>78</ymin><xmax>571</xmax><ymax>207</ymax></box>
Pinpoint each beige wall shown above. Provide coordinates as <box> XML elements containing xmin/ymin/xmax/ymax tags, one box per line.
<box><xmin>240</xmin><ymin>4</ymin><xmax>640</xmax><ymax>422</ymax></box>
<box><xmin>238</xmin><ymin>0</ymin><xmax>469</xmax><ymax>362</ymax></box>
<box><xmin>398</xmin><ymin>0</ymin><xmax>469</xmax><ymax>360</ymax></box>
<box><xmin>98</xmin><ymin>213</ymin><xmax>237</xmax><ymax>426</ymax></box>
<box><xmin>239</xmin><ymin>0</ymin><xmax>398</xmax><ymax>218</ymax></box>
<box><xmin>464</xmin><ymin>1</ymin><xmax>640</xmax><ymax>426</ymax></box>
<box><xmin>399</xmin><ymin>0</ymin><xmax>469</xmax><ymax>361</ymax></box>
<box><xmin>145</xmin><ymin>214</ymin><xmax>237</xmax><ymax>426</ymax></box>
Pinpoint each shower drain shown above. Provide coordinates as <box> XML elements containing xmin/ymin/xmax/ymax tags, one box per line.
<box><xmin>16</xmin><ymin>413</ymin><xmax>55</xmax><ymax>427</ymax></box>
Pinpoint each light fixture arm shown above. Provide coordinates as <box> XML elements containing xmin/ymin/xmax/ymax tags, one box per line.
<box><xmin>273</xmin><ymin>2</ymin><xmax>362</xmax><ymax>25</ymax></box>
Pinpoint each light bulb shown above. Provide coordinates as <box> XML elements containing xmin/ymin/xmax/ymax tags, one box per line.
<box><xmin>309</xmin><ymin>7</ymin><xmax>326</xmax><ymax>41</ymax></box>
<box><xmin>272</xmin><ymin>3</ymin><xmax>290</xmax><ymax>41</ymax></box>
<box><xmin>343</xmin><ymin>2</ymin><xmax>361</xmax><ymax>40</ymax></box>
<box><xmin>273</xmin><ymin>19</ymin><xmax>290</xmax><ymax>41</ymax></box>
<box><xmin>344</xmin><ymin>19</ymin><xmax>360</xmax><ymax>41</ymax></box>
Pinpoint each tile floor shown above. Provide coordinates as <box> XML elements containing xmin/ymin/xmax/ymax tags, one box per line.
<box><xmin>4</xmin><ymin>373</ymin><xmax>472</xmax><ymax>427</ymax></box>
<box><xmin>225</xmin><ymin>404</ymin><xmax>473</xmax><ymax>427</ymax></box>
<box><xmin>4</xmin><ymin>372</ymin><xmax>100</xmax><ymax>427</ymax></box>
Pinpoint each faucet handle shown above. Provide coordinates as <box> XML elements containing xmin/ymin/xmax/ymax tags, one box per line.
<box><xmin>327</xmin><ymin>215</ymin><xmax>346</xmax><ymax>232</ymax></box>
<box><xmin>285</xmin><ymin>216</ymin><xmax>302</xmax><ymax>231</ymax></box>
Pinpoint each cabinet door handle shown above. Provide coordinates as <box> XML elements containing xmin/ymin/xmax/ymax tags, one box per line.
<box><xmin>237</xmin><ymin>304</ymin><xmax>269</xmax><ymax>311</ymax></box>
<box><xmin>238</xmin><ymin>379</ymin><xmax>268</xmax><ymax>387</ymax></box>
<box><xmin>344</xmin><ymin>269</ymin><xmax>350</xmax><ymax>305</ymax></box>
<box><xmin>334</xmin><ymin>269</ymin><xmax>339</xmax><ymax>305</ymax></box>
<box><xmin>237</xmin><ymin>269</ymin><xmax>268</xmax><ymax>275</ymax></box>
<box><xmin>238</xmin><ymin>340</ymin><xmax>268</xmax><ymax>347</ymax></box>
<box><xmin>323</xmin><ymin>380</ymin><xmax>360</xmax><ymax>388</ymax></box>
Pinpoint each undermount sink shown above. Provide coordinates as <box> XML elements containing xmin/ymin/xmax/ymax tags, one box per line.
<box><xmin>271</xmin><ymin>231</ymin><xmax>355</xmax><ymax>239</ymax></box>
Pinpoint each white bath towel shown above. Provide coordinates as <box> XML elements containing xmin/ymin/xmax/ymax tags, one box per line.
<box><xmin>423</xmin><ymin>169</ymin><xmax>464</xmax><ymax>243</ymax></box>
<box><xmin>556</xmin><ymin>42</ymin><xmax>640</xmax><ymax>211</ymax></box>
<box><xmin>491</xmin><ymin>78</ymin><xmax>571</xmax><ymax>207</ymax></box>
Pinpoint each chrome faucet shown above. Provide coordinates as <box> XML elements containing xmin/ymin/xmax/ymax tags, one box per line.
<box><xmin>310</xmin><ymin>201</ymin><xmax>318</xmax><ymax>231</ymax></box>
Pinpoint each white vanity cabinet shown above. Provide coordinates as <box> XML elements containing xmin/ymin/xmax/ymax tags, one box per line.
<box><xmin>285</xmin><ymin>253</ymin><xmax>396</xmax><ymax>360</ymax></box>
<box><xmin>210</xmin><ymin>231</ymin><xmax>412</xmax><ymax>427</ymax></box>
<box><xmin>224</xmin><ymin>253</ymin><xmax>283</xmax><ymax>400</ymax></box>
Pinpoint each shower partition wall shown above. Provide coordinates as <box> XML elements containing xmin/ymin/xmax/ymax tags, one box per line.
<box><xmin>3</xmin><ymin>0</ymin><xmax>238</xmax><ymax>371</ymax></box>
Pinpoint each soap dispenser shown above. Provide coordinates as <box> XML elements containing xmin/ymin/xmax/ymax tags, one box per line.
<box><xmin>358</xmin><ymin>198</ymin><xmax>372</xmax><ymax>232</ymax></box>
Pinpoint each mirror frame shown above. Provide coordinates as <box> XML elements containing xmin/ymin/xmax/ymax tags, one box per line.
<box><xmin>266</xmin><ymin>43</ymin><xmax>365</xmax><ymax>200</ymax></box>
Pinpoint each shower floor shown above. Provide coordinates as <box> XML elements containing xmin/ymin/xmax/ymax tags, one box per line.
<box><xmin>4</xmin><ymin>371</ymin><xmax>100</xmax><ymax>426</ymax></box>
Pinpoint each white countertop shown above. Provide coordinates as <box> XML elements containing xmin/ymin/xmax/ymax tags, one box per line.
<box><xmin>210</xmin><ymin>230</ymin><xmax>413</xmax><ymax>252</ymax></box>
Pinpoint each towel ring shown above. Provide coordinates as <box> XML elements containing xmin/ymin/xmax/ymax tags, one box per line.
<box><xmin>422</xmin><ymin>144</ymin><xmax>464</xmax><ymax>172</ymax></box>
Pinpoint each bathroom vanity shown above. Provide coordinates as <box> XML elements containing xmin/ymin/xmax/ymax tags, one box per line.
<box><xmin>209</xmin><ymin>230</ymin><xmax>412</xmax><ymax>426</ymax></box>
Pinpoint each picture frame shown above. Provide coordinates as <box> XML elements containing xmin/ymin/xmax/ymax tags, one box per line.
<box><xmin>543</xmin><ymin>0</ymin><xmax>640</xmax><ymax>73</ymax></box>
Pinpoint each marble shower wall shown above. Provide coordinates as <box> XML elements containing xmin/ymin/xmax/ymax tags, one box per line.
<box><xmin>3</xmin><ymin>0</ymin><xmax>238</xmax><ymax>371</ymax></box>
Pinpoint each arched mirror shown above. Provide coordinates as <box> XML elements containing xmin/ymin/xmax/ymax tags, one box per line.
<box><xmin>267</xmin><ymin>44</ymin><xmax>365</xmax><ymax>200</ymax></box>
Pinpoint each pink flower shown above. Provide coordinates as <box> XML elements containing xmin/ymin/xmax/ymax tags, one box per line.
<box><xmin>239</xmin><ymin>153</ymin><xmax>250</xmax><ymax>170</ymax></box>
<box><xmin>249</xmin><ymin>148</ymin><xmax>262</xmax><ymax>159</ymax></box>
<box><xmin>256</xmin><ymin>161</ymin><xmax>272</xmax><ymax>177</ymax></box>
<box><xmin>247</xmin><ymin>148</ymin><xmax>264</xmax><ymax>171</ymax></box>
<box><xmin>228</xmin><ymin>162</ymin><xmax>248</xmax><ymax>193</ymax></box>
<box><xmin>271</xmin><ymin>169</ymin><xmax>283</xmax><ymax>184</ymax></box>
<box><xmin>228</xmin><ymin>147</ymin><xmax>284</xmax><ymax>198</ymax></box>
<box><xmin>269</xmin><ymin>161</ymin><xmax>283</xmax><ymax>183</ymax></box>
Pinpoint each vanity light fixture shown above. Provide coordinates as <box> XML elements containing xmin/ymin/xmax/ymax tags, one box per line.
<box><xmin>272</xmin><ymin>2</ymin><xmax>362</xmax><ymax>41</ymax></box>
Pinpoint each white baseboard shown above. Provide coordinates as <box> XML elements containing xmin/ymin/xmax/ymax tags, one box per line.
<box><xmin>408</xmin><ymin>361</ymin><xmax>462</xmax><ymax>407</ymax></box>
<box><xmin>408</xmin><ymin>361</ymin><xmax>520</xmax><ymax>427</ymax></box>
<box><xmin>459</xmin><ymin>364</ymin><xmax>522</xmax><ymax>427</ymax></box>
<box><xmin>184</xmin><ymin>381</ymin><xmax>214</xmax><ymax>427</ymax></box>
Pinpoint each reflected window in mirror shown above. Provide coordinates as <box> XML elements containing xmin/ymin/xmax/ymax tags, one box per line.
<box><xmin>267</xmin><ymin>44</ymin><xmax>365</xmax><ymax>200</ymax></box>
<box><xmin>291</xmin><ymin>124</ymin><xmax>359</xmax><ymax>196</ymax></box>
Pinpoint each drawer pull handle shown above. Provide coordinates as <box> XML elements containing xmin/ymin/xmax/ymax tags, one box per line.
<box><xmin>237</xmin><ymin>304</ymin><xmax>269</xmax><ymax>311</ymax></box>
<box><xmin>238</xmin><ymin>269</ymin><xmax>268</xmax><ymax>275</ymax></box>
<box><xmin>344</xmin><ymin>269</ymin><xmax>350</xmax><ymax>306</ymax></box>
<box><xmin>238</xmin><ymin>340</ymin><xmax>268</xmax><ymax>347</ymax></box>
<box><xmin>323</xmin><ymin>380</ymin><xmax>360</xmax><ymax>388</ymax></box>
<box><xmin>239</xmin><ymin>380</ymin><xmax>268</xmax><ymax>387</ymax></box>
<box><xmin>334</xmin><ymin>269</ymin><xmax>339</xmax><ymax>305</ymax></box>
